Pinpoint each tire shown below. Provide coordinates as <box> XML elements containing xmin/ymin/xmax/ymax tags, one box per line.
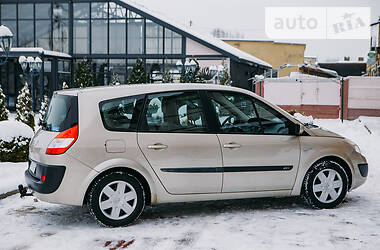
<box><xmin>302</xmin><ymin>160</ymin><xmax>348</xmax><ymax>209</ymax></box>
<box><xmin>88</xmin><ymin>172</ymin><xmax>145</xmax><ymax>227</ymax></box>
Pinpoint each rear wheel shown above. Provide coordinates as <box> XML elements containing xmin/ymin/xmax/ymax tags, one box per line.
<box><xmin>88</xmin><ymin>172</ymin><xmax>145</xmax><ymax>227</ymax></box>
<box><xmin>303</xmin><ymin>160</ymin><xmax>348</xmax><ymax>209</ymax></box>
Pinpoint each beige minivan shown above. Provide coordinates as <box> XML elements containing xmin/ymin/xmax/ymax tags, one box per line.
<box><xmin>23</xmin><ymin>84</ymin><xmax>368</xmax><ymax>227</ymax></box>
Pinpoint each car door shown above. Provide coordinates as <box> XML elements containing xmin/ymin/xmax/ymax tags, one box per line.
<box><xmin>137</xmin><ymin>90</ymin><xmax>223</xmax><ymax>195</ymax></box>
<box><xmin>208</xmin><ymin>91</ymin><xmax>300</xmax><ymax>193</ymax></box>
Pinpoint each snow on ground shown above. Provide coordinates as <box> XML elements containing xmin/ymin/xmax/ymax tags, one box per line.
<box><xmin>0</xmin><ymin>118</ymin><xmax>380</xmax><ymax>250</ymax></box>
<box><xmin>0</xmin><ymin>162</ymin><xmax>27</xmax><ymax>195</ymax></box>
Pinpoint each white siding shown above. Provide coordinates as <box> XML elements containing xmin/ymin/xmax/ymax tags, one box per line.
<box><xmin>264</xmin><ymin>78</ymin><xmax>340</xmax><ymax>106</ymax></box>
<box><xmin>348</xmin><ymin>77</ymin><xmax>380</xmax><ymax>109</ymax></box>
<box><xmin>186</xmin><ymin>38</ymin><xmax>222</xmax><ymax>56</ymax></box>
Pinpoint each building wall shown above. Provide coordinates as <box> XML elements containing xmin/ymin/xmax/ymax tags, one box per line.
<box><xmin>343</xmin><ymin>76</ymin><xmax>380</xmax><ymax>120</ymax></box>
<box><xmin>224</xmin><ymin>40</ymin><xmax>306</xmax><ymax>77</ymax></box>
<box><xmin>262</xmin><ymin>77</ymin><xmax>341</xmax><ymax>119</ymax></box>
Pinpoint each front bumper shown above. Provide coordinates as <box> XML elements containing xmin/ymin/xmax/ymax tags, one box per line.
<box><xmin>25</xmin><ymin>160</ymin><xmax>66</xmax><ymax>194</ymax></box>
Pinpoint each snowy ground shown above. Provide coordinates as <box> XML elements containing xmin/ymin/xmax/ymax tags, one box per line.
<box><xmin>0</xmin><ymin>118</ymin><xmax>380</xmax><ymax>250</ymax></box>
<box><xmin>0</xmin><ymin>162</ymin><xmax>27</xmax><ymax>195</ymax></box>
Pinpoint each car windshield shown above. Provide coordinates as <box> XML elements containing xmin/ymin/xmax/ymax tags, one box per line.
<box><xmin>44</xmin><ymin>94</ymin><xmax>78</xmax><ymax>132</ymax></box>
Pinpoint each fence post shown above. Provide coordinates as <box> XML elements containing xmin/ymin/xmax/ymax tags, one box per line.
<box><xmin>341</xmin><ymin>78</ymin><xmax>349</xmax><ymax>121</ymax></box>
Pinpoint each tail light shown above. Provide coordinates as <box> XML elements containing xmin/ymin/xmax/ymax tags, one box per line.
<box><xmin>46</xmin><ymin>125</ymin><xmax>78</xmax><ymax>155</ymax></box>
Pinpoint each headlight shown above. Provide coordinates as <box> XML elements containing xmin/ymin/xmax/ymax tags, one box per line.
<box><xmin>353</xmin><ymin>144</ymin><xmax>361</xmax><ymax>154</ymax></box>
<box><xmin>346</xmin><ymin>139</ymin><xmax>361</xmax><ymax>154</ymax></box>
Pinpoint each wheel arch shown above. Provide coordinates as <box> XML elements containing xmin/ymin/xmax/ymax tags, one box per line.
<box><xmin>83</xmin><ymin>167</ymin><xmax>152</xmax><ymax>206</ymax></box>
<box><xmin>301</xmin><ymin>155</ymin><xmax>353</xmax><ymax>194</ymax></box>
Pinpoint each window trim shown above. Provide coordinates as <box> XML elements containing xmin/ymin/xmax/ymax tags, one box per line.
<box><xmin>98</xmin><ymin>94</ymin><xmax>145</xmax><ymax>132</ymax></box>
<box><xmin>206</xmin><ymin>90</ymin><xmax>298</xmax><ymax>136</ymax></box>
<box><xmin>137</xmin><ymin>90</ymin><xmax>213</xmax><ymax>134</ymax></box>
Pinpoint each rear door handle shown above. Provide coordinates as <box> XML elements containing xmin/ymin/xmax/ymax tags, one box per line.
<box><xmin>223</xmin><ymin>143</ymin><xmax>241</xmax><ymax>149</ymax></box>
<box><xmin>147</xmin><ymin>143</ymin><xmax>168</xmax><ymax>150</ymax></box>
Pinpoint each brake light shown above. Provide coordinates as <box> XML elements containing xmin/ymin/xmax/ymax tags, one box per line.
<box><xmin>46</xmin><ymin>125</ymin><xmax>78</xmax><ymax>155</ymax></box>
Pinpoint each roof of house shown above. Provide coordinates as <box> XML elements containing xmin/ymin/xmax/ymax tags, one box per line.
<box><xmin>223</xmin><ymin>39</ymin><xmax>306</xmax><ymax>46</ymax></box>
<box><xmin>119</xmin><ymin>0</ymin><xmax>272</xmax><ymax>68</ymax></box>
<box><xmin>1</xmin><ymin>47</ymin><xmax>72</xmax><ymax>59</ymax></box>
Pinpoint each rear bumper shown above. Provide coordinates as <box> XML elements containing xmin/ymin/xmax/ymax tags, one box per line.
<box><xmin>25</xmin><ymin>161</ymin><xmax>66</xmax><ymax>194</ymax></box>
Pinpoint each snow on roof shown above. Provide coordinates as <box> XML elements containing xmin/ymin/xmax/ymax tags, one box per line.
<box><xmin>1</xmin><ymin>47</ymin><xmax>71</xmax><ymax>58</ymax></box>
<box><xmin>120</xmin><ymin>0</ymin><xmax>272</xmax><ymax>68</ymax></box>
<box><xmin>8</xmin><ymin>48</ymin><xmax>71</xmax><ymax>58</ymax></box>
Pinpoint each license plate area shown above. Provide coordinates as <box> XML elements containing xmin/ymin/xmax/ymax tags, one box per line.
<box><xmin>29</xmin><ymin>161</ymin><xmax>37</xmax><ymax>175</ymax></box>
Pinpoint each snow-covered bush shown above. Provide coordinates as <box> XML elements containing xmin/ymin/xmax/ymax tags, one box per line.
<box><xmin>16</xmin><ymin>83</ymin><xmax>35</xmax><ymax>130</ymax></box>
<box><xmin>0</xmin><ymin>84</ymin><xmax>9</xmax><ymax>121</ymax></box>
<box><xmin>0</xmin><ymin>120</ymin><xmax>34</xmax><ymax>162</ymax></box>
<box><xmin>39</xmin><ymin>95</ymin><xmax>49</xmax><ymax>126</ymax></box>
<box><xmin>293</xmin><ymin>113</ymin><xmax>314</xmax><ymax>125</ymax></box>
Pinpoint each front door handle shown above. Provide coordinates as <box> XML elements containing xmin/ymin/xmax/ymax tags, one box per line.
<box><xmin>147</xmin><ymin>143</ymin><xmax>168</xmax><ymax>150</ymax></box>
<box><xmin>223</xmin><ymin>143</ymin><xmax>241</xmax><ymax>149</ymax></box>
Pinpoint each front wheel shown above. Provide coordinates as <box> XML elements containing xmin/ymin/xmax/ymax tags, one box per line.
<box><xmin>302</xmin><ymin>160</ymin><xmax>348</xmax><ymax>209</ymax></box>
<box><xmin>88</xmin><ymin>172</ymin><xmax>145</xmax><ymax>227</ymax></box>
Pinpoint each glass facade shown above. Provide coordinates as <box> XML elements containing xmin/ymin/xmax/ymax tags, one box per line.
<box><xmin>1</xmin><ymin>0</ymin><xmax>266</xmax><ymax>109</ymax></box>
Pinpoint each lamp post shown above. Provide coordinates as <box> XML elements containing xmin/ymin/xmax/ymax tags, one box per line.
<box><xmin>0</xmin><ymin>25</ymin><xmax>13</xmax><ymax>66</ymax></box>
<box><xmin>18</xmin><ymin>56</ymin><xmax>43</xmax><ymax>110</ymax></box>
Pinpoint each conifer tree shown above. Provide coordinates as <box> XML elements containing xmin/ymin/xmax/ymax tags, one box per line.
<box><xmin>127</xmin><ymin>59</ymin><xmax>147</xmax><ymax>84</ymax></box>
<box><xmin>162</xmin><ymin>60</ymin><xmax>173</xmax><ymax>83</ymax></box>
<box><xmin>38</xmin><ymin>95</ymin><xmax>49</xmax><ymax>126</ymax></box>
<box><xmin>73</xmin><ymin>60</ymin><xmax>94</xmax><ymax>88</ymax></box>
<box><xmin>0</xmin><ymin>84</ymin><xmax>9</xmax><ymax>121</ymax></box>
<box><xmin>220</xmin><ymin>60</ymin><xmax>232</xmax><ymax>86</ymax></box>
<box><xmin>16</xmin><ymin>83</ymin><xmax>35</xmax><ymax>130</ymax></box>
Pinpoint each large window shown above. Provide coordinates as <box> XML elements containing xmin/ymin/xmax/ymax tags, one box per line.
<box><xmin>91</xmin><ymin>2</ymin><xmax>108</xmax><ymax>54</ymax></box>
<box><xmin>73</xmin><ymin>3</ymin><xmax>90</xmax><ymax>54</ymax></box>
<box><xmin>53</xmin><ymin>3</ymin><xmax>69</xmax><ymax>53</ymax></box>
<box><xmin>109</xmin><ymin>2</ymin><xmax>126</xmax><ymax>54</ymax></box>
<box><xmin>128</xmin><ymin>15</ymin><xmax>144</xmax><ymax>54</ymax></box>
<box><xmin>35</xmin><ymin>3</ymin><xmax>52</xmax><ymax>50</ymax></box>
<box><xmin>146</xmin><ymin>20</ymin><xmax>163</xmax><ymax>54</ymax></box>
<box><xmin>18</xmin><ymin>4</ymin><xmax>34</xmax><ymax>47</ymax></box>
<box><xmin>165</xmin><ymin>29</ymin><xmax>182</xmax><ymax>54</ymax></box>
<box><xmin>141</xmin><ymin>91</ymin><xmax>207</xmax><ymax>133</ymax></box>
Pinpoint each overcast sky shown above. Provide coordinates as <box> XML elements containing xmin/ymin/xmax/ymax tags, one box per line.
<box><xmin>136</xmin><ymin>0</ymin><xmax>380</xmax><ymax>62</ymax></box>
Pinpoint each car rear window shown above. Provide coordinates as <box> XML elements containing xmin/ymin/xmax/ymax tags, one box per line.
<box><xmin>44</xmin><ymin>94</ymin><xmax>78</xmax><ymax>132</ymax></box>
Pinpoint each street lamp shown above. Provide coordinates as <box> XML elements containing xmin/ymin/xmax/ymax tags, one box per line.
<box><xmin>188</xmin><ymin>59</ymin><xmax>197</xmax><ymax>73</ymax></box>
<box><xmin>176</xmin><ymin>60</ymin><xmax>183</xmax><ymax>73</ymax></box>
<box><xmin>18</xmin><ymin>56</ymin><xmax>43</xmax><ymax>110</ymax></box>
<box><xmin>0</xmin><ymin>25</ymin><xmax>14</xmax><ymax>66</ymax></box>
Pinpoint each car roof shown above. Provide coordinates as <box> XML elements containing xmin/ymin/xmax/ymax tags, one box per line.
<box><xmin>55</xmin><ymin>83</ymin><xmax>252</xmax><ymax>96</ymax></box>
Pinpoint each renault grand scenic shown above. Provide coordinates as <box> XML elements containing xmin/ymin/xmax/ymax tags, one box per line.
<box><xmin>24</xmin><ymin>84</ymin><xmax>368</xmax><ymax>227</ymax></box>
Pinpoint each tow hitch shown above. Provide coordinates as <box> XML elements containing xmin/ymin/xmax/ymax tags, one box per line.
<box><xmin>18</xmin><ymin>184</ymin><xmax>34</xmax><ymax>198</ymax></box>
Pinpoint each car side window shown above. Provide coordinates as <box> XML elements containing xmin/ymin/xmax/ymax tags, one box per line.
<box><xmin>141</xmin><ymin>91</ymin><xmax>207</xmax><ymax>133</ymax></box>
<box><xmin>99</xmin><ymin>95</ymin><xmax>144</xmax><ymax>132</ymax></box>
<box><xmin>254</xmin><ymin>100</ymin><xmax>293</xmax><ymax>135</ymax></box>
<box><xmin>209</xmin><ymin>91</ymin><xmax>262</xmax><ymax>134</ymax></box>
